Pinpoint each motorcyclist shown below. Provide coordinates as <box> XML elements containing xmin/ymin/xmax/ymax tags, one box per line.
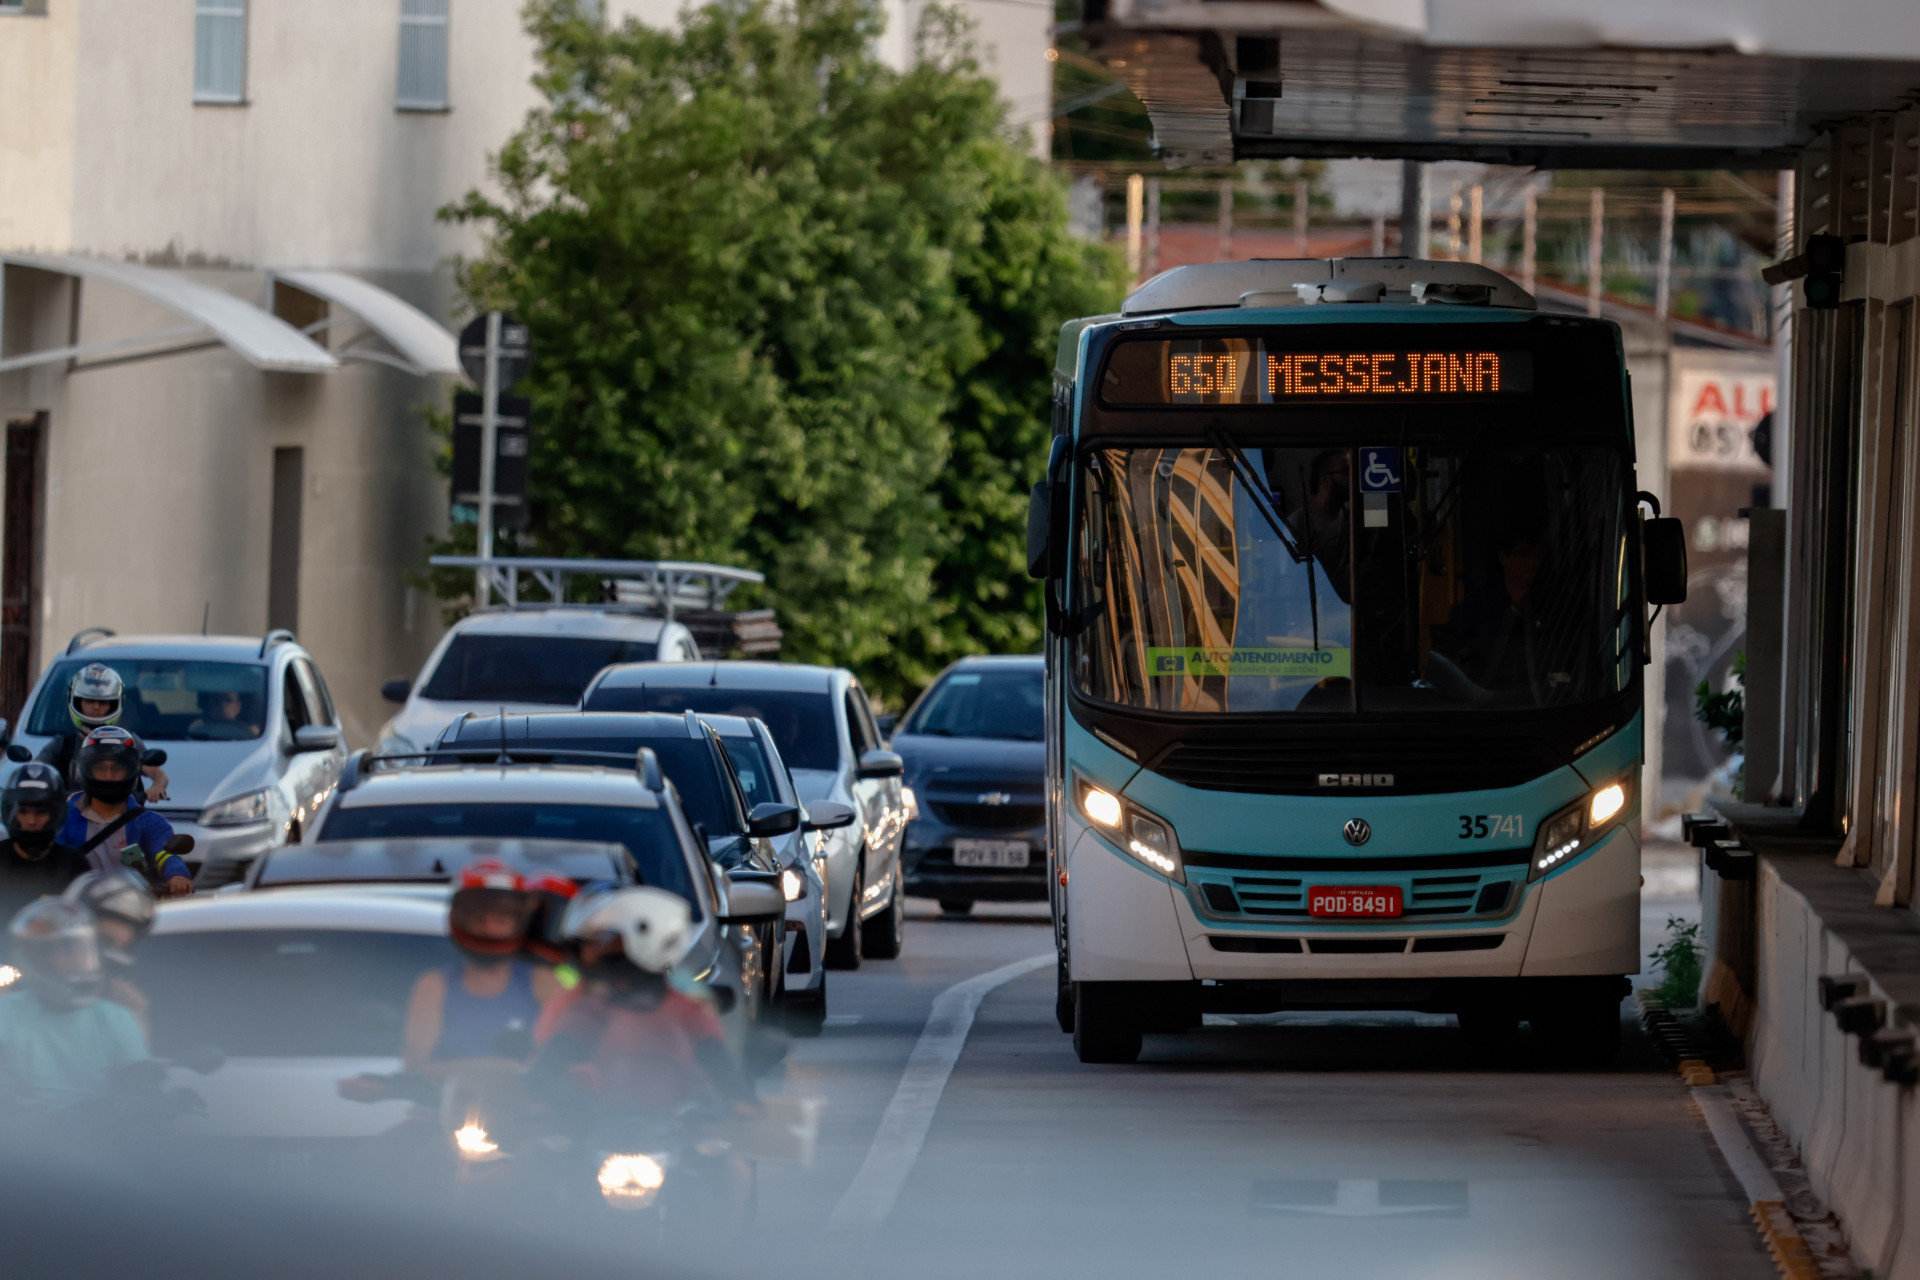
<box><xmin>62</xmin><ymin>870</ymin><xmax>157</xmax><ymax>1032</ymax></box>
<box><xmin>0</xmin><ymin>763</ymin><xmax>85</xmax><ymax>912</ymax></box>
<box><xmin>38</xmin><ymin>664</ymin><xmax>168</xmax><ymax>801</ymax></box>
<box><xmin>338</xmin><ymin>862</ymin><xmax>560</xmax><ymax>1104</ymax></box>
<box><xmin>51</xmin><ymin>728</ymin><xmax>192</xmax><ymax>896</ymax></box>
<box><xmin>0</xmin><ymin>899</ymin><xmax>149</xmax><ymax>1113</ymax></box>
<box><xmin>532</xmin><ymin>886</ymin><xmax>756</xmax><ymax>1114</ymax></box>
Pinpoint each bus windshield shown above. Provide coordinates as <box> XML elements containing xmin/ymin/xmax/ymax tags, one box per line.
<box><xmin>1071</xmin><ymin>430</ymin><xmax>1632</xmax><ymax>715</ymax></box>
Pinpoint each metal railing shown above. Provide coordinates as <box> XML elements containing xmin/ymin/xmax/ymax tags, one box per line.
<box><xmin>426</xmin><ymin>556</ymin><xmax>763</xmax><ymax>619</ymax></box>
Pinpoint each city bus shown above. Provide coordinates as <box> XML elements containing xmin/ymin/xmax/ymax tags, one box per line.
<box><xmin>1027</xmin><ymin>258</ymin><xmax>1689</xmax><ymax>1065</ymax></box>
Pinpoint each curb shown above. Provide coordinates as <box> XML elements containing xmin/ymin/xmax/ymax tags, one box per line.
<box><xmin>1640</xmin><ymin>994</ymin><xmax>1829</xmax><ymax>1279</ymax></box>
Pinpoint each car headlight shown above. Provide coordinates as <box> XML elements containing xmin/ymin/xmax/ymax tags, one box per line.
<box><xmin>781</xmin><ymin>867</ymin><xmax>805</xmax><ymax>902</ymax></box>
<box><xmin>200</xmin><ymin>788</ymin><xmax>270</xmax><ymax>827</ymax></box>
<box><xmin>378</xmin><ymin>734</ymin><xmax>418</xmax><ymax>758</ymax></box>
<box><xmin>453</xmin><ymin>1122</ymin><xmax>499</xmax><ymax>1161</ymax></box>
<box><xmin>1075</xmin><ymin>772</ymin><xmax>1183</xmax><ymax>884</ymax></box>
<box><xmin>0</xmin><ymin>965</ymin><xmax>17</xmax><ymax>989</ymax></box>
<box><xmin>598</xmin><ymin>1152</ymin><xmax>667</xmax><ymax>1207</ymax></box>
<box><xmin>1530</xmin><ymin>777</ymin><xmax>1633</xmax><ymax>881</ymax></box>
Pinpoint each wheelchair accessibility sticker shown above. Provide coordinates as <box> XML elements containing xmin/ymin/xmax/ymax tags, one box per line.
<box><xmin>1359</xmin><ymin>447</ymin><xmax>1401</xmax><ymax>493</ymax></box>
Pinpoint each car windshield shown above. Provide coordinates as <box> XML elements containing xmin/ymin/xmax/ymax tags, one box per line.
<box><xmin>901</xmin><ymin>666</ymin><xmax>1043</xmax><ymax>741</ymax></box>
<box><xmin>453</xmin><ymin>737</ymin><xmax>741</xmax><ymax>835</ymax></box>
<box><xmin>28</xmin><ymin>659</ymin><xmax>269</xmax><ymax>741</ymax></box>
<box><xmin>317</xmin><ymin>803</ymin><xmax>697</xmax><ymax>906</ymax></box>
<box><xmin>720</xmin><ymin>736</ymin><xmax>783</xmax><ymax>807</ymax></box>
<box><xmin>419</xmin><ymin>635</ymin><xmax>661</xmax><ymax>704</ymax></box>
<box><xmin>141</xmin><ymin>929</ymin><xmax>453</xmax><ymax>1058</ymax></box>
<box><xmin>1072</xmin><ymin>434</ymin><xmax>1631</xmax><ymax>714</ymax></box>
<box><xmin>585</xmin><ymin>685</ymin><xmax>839</xmax><ymax>771</ymax></box>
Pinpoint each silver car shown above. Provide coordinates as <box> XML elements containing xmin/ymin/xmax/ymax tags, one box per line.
<box><xmin>580</xmin><ymin>661</ymin><xmax>909</xmax><ymax>969</ymax></box>
<box><xmin>6</xmin><ymin>630</ymin><xmax>347</xmax><ymax>885</ymax></box>
<box><xmin>703</xmin><ymin>713</ymin><xmax>852</xmax><ymax>1034</ymax></box>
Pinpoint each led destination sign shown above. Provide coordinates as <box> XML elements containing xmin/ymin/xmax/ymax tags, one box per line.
<box><xmin>1103</xmin><ymin>338</ymin><xmax>1533</xmax><ymax>406</ymax></box>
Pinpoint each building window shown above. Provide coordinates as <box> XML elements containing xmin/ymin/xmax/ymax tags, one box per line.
<box><xmin>193</xmin><ymin>0</ymin><xmax>248</xmax><ymax>104</ymax></box>
<box><xmin>397</xmin><ymin>0</ymin><xmax>450</xmax><ymax>111</ymax></box>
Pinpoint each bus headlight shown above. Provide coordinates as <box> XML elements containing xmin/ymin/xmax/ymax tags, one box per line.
<box><xmin>1530</xmin><ymin>778</ymin><xmax>1632</xmax><ymax>881</ymax></box>
<box><xmin>1078</xmin><ymin>781</ymin><xmax>1123</xmax><ymax>829</ymax></box>
<box><xmin>1125</xmin><ymin>810</ymin><xmax>1183</xmax><ymax>882</ymax></box>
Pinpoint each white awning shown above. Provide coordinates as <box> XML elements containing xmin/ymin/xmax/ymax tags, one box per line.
<box><xmin>270</xmin><ymin>269</ymin><xmax>461</xmax><ymax>377</ymax></box>
<box><xmin>0</xmin><ymin>253</ymin><xmax>338</xmax><ymax>373</ymax></box>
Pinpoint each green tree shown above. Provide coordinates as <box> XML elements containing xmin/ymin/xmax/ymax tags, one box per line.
<box><xmin>439</xmin><ymin>0</ymin><xmax>1124</xmax><ymax>702</ymax></box>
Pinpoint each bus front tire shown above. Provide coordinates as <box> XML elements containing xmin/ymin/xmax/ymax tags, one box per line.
<box><xmin>1072</xmin><ymin>983</ymin><xmax>1142</xmax><ymax>1064</ymax></box>
<box><xmin>1055</xmin><ymin>954</ymin><xmax>1074</xmax><ymax>1034</ymax></box>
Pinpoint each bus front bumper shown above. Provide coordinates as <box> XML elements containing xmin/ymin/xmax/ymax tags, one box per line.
<box><xmin>1066</xmin><ymin>822</ymin><xmax>1640</xmax><ymax>987</ymax></box>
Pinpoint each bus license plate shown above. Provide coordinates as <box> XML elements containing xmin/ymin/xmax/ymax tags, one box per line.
<box><xmin>1308</xmin><ymin>886</ymin><xmax>1403</xmax><ymax>918</ymax></box>
<box><xmin>952</xmin><ymin>839</ymin><xmax>1031</xmax><ymax>869</ymax></box>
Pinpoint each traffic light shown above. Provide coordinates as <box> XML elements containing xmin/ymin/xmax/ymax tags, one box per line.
<box><xmin>1803</xmin><ymin>234</ymin><xmax>1845</xmax><ymax>309</ymax></box>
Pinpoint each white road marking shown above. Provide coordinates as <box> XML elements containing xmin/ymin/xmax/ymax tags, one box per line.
<box><xmin>824</xmin><ymin>952</ymin><xmax>1051</xmax><ymax>1241</ymax></box>
<box><xmin>1692</xmin><ymin>1088</ymin><xmax>1786</xmax><ymax>1203</ymax></box>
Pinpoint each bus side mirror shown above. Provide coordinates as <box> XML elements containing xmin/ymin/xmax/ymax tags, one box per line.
<box><xmin>1644</xmin><ymin>517</ymin><xmax>1688</xmax><ymax>605</ymax></box>
<box><xmin>1026</xmin><ymin>482</ymin><xmax>1052</xmax><ymax>580</ymax></box>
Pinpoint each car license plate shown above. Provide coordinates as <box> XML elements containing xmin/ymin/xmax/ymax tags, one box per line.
<box><xmin>1307</xmin><ymin>885</ymin><xmax>1403</xmax><ymax>918</ymax></box>
<box><xmin>952</xmin><ymin>839</ymin><xmax>1031</xmax><ymax>869</ymax></box>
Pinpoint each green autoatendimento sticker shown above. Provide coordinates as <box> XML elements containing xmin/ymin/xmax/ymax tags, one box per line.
<box><xmin>1145</xmin><ymin>646</ymin><xmax>1352</xmax><ymax>678</ymax></box>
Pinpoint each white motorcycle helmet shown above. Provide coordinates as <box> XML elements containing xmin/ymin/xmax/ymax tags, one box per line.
<box><xmin>560</xmin><ymin>886</ymin><xmax>692</xmax><ymax>976</ymax></box>
<box><xmin>69</xmin><ymin>663</ymin><xmax>125</xmax><ymax>731</ymax></box>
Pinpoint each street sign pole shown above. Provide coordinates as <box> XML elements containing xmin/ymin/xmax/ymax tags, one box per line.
<box><xmin>476</xmin><ymin>311</ymin><xmax>502</xmax><ymax>607</ymax></box>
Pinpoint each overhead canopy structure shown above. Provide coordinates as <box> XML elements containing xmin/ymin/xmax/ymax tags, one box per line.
<box><xmin>269</xmin><ymin>270</ymin><xmax>461</xmax><ymax>378</ymax></box>
<box><xmin>0</xmin><ymin>253</ymin><xmax>337</xmax><ymax>373</ymax></box>
<box><xmin>1085</xmin><ymin>0</ymin><xmax>1920</xmax><ymax>167</ymax></box>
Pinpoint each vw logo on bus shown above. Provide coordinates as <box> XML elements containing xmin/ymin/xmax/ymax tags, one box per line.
<box><xmin>1342</xmin><ymin>818</ymin><xmax>1372</xmax><ymax>847</ymax></box>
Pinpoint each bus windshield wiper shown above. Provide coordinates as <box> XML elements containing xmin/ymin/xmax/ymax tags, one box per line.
<box><xmin>1207</xmin><ymin>428</ymin><xmax>1304</xmax><ymax>564</ymax></box>
<box><xmin>1206</xmin><ymin>427</ymin><xmax>1320</xmax><ymax>651</ymax></box>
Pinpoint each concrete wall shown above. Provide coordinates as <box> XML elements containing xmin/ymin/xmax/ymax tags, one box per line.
<box><xmin>1748</xmin><ymin>860</ymin><xmax>1920</xmax><ymax>1279</ymax></box>
<box><xmin>0</xmin><ymin>6</ymin><xmax>78</xmax><ymax>252</ymax></box>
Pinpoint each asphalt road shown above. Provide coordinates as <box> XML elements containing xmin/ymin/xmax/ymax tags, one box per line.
<box><xmin>729</xmin><ymin>841</ymin><xmax>1775</xmax><ymax>1279</ymax></box>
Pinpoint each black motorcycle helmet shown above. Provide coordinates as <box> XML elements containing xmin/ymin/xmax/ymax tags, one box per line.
<box><xmin>74</xmin><ymin>726</ymin><xmax>143</xmax><ymax>806</ymax></box>
<box><xmin>1</xmin><ymin>761</ymin><xmax>66</xmax><ymax>858</ymax></box>
<box><xmin>8</xmin><ymin>898</ymin><xmax>104</xmax><ymax>1011</ymax></box>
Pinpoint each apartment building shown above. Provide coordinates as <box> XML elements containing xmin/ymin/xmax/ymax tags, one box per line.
<box><xmin>0</xmin><ymin>0</ymin><xmax>1048</xmax><ymax>744</ymax></box>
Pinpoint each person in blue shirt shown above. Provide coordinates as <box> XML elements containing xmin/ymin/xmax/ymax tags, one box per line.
<box><xmin>0</xmin><ymin>898</ymin><xmax>149</xmax><ymax>1113</ymax></box>
<box><xmin>52</xmin><ymin>728</ymin><xmax>192</xmax><ymax>896</ymax></box>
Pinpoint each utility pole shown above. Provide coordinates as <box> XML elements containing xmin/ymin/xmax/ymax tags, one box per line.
<box><xmin>1217</xmin><ymin>179</ymin><xmax>1235</xmax><ymax>261</ymax></box>
<box><xmin>1293</xmin><ymin>178</ymin><xmax>1309</xmax><ymax>256</ymax></box>
<box><xmin>1447</xmin><ymin>181</ymin><xmax>1463</xmax><ymax>259</ymax></box>
<box><xmin>1521</xmin><ymin>183</ymin><xmax>1537</xmax><ymax>294</ymax></box>
<box><xmin>1371</xmin><ymin>214</ymin><xmax>1385</xmax><ymax>257</ymax></box>
<box><xmin>1398</xmin><ymin>160</ymin><xmax>1429</xmax><ymax>259</ymax></box>
<box><xmin>1145</xmin><ymin>178</ymin><xmax>1162</xmax><ymax>278</ymax></box>
<box><xmin>1468</xmin><ymin>184</ymin><xmax>1483</xmax><ymax>264</ymax></box>
<box><xmin>1126</xmin><ymin>173</ymin><xmax>1145</xmax><ymax>282</ymax></box>
<box><xmin>476</xmin><ymin>310</ymin><xmax>502</xmax><ymax>607</ymax></box>
<box><xmin>1587</xmin><ymin>187</ymin><xmax>1605</xmax><ymax>317</ymax></box>
<box><xmin>1655</xmin><ymin>187</ymin><xmax>1676</xmax><ymax>320</ymax></box>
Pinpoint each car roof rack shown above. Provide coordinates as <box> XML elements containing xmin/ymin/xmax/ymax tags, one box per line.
<box><xmin>426</xmin><ymin>556</ymin><xmax>763</xmax><ymax>620</ymax></box>
<box><xmin>344</xmin><ymin>743</ymin><xmax>669</xmax><ymax>793</ymax></box>
<box><xmin>259</xmin><ymin>628</ymin><xmax>296</xmax><ymax>658</ymax></box>
<box><xmin>65</xmin><ymin>627</ymin><xmax>115</xmax><ymax>655</ymax></box>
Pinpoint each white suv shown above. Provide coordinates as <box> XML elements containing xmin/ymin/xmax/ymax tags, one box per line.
<box><xmin>375</xmin><ymin>609</ymin><xmax>700</xmax><ymax>758</ymax></box>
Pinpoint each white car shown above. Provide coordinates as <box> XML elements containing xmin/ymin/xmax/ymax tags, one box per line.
<box><xmin>580</xmin><ymin>661</ymin><xmax>909</xmax><ymax>969</ymax></box>
<box><xmin>5</xmin><ymin>631</ymin><xmax>347</xmax><ymax>885</ymax></box>
<box><xmin>375</xmin><ymin>609</ymin><xmax>701</xmax><ymax>759</ymax></box>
